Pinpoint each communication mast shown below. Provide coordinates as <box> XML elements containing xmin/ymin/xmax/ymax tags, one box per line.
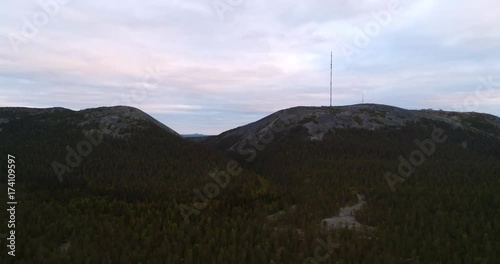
<box><xmin>330</xmin><ymin>51</ymin><xmax>332</xmax><ymax>107</ymax></box>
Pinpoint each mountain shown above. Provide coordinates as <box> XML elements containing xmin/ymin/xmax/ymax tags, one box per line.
<box><xmin>203</xmin><ymin>104</ymin><xmax>500</xmax><ymax>152</ymax></box>
<box><xmin>0</xmin><ymin>106</ymin><xmax>272</xmax><ymax>263</ymax></box>
<box><xmin>0</xmin><ymin>105</ymin><xmax>262</xmax><ymax>194</ymax></box>
<box><xmin>1</xmin><ymin>104</ymin><xmax>500</xmax><ymax>263</ymax></box>
<box><xmin>0</xmin><ymin>106</ymin><xmax>189</xmax><ymax>190</ymax></box>
<box><xmin>196</xmin><ymin>103</ymin><xmax>500</xmax><ymax>263</ymax></box>
<box><xmin>0</xmin><ymin>105</ymin><xmax>179</xmax><ymax>137</ymax></box>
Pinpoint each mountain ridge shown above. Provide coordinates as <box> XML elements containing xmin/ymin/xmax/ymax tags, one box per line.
<box><xmin>0</xmin><ymin>105</ymin><xmax>179</xmax><ymax>137</ymax></box>
<box><xmin>203</xmin><ymin>103</ymin><xmax>500</xmax><ymax>152</ymax></box>
<box><xmin>1</xmin><ymin>103</ymin><xmax>500</xmax><ymax>263</ymax></box>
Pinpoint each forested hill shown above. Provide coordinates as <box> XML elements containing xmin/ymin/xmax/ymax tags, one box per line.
<box><xmin>0</xmin><ymin>105</ymin><xmax>274</xmax><ymax>262</ymax></box>
<box><xmin>1</xmin><ymin>104</ymin><xmax>500</xmax><ymax>263</ymax></box>
<box><xmin>196</xmin><ymin>103</ymin><xmax>500</xmax><ymax>263</ymax></box>
<box><xmin>0</xmin><ymin>105</ymin><xmax>254</xmax><ymax>194</ymax></box>
<box><xmin>0</xmin><ymin>105</ymin><xmax>179</xmax><ymax>138</ymax></box>
<box><xmin>202</xmin><ymin>104</ymin><xmax>500</xmax><ymax>153</ymax></box>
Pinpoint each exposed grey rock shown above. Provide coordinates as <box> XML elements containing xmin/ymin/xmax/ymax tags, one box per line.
<box><xmin>78</xmin><ymin>106</ymin><xmax>179</xmax><ymax>138</ymax></box>
<box><xmin>0</xmin><ymin>106</ymin><xmax>180</xmax><ymax>138</ymax></box>
<box><xmin>60</xmin><ymin>242</ymin><xmax>71</xmax><ymax>253</ymax></box>
<box><xmin>321</xmin><ymin>194</ymin><xmax>367</xmax><ymax>230</ymax></box>
<box><xmin>266</xmin><ymin>205</ymin><xmax>298</xmax><ymax>222</ymax></box>
<box><xmin>208</xmin><ymin>104</ymin><xmax>500</xmax><ymax>151</ymax></box>
<box><xmin>462</xmin><ymin>141</ymin><xmax>468</xmax><ymax>149</ymax></box>
<box><xmin>266</xmin><ymin>211</ymin><xmax>286</xmax><ymax>222</ymax></box>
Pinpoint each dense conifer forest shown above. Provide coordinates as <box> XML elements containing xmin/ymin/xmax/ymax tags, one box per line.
<box><xmin>1</xmin><ymin>107</ymin><xmax>499</xmax><ymax>263</ymax></box>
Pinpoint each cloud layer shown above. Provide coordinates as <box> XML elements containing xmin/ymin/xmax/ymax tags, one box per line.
<box><xmin>1</xmin><ymin>0</ymin><xmax>499</xmax><ymax>134</ymax></box>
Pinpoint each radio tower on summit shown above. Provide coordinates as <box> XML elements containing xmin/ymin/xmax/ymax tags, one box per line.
<box><xmin>330</xmin><ymin>51</ymin><xmax>333</xmax><ymax>107</ymax></box>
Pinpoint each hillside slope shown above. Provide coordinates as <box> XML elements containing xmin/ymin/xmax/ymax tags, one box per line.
<box><xmin>0</xmin><ymin>106</ymin><xmax>275</xmax><ymax>263</ymax></box>
<box><xmin>0</xmin><ymin>105</ymin><xmax>179</xmax><ymax>138</ymax></box>
<box><xmin>204</xmin><ymin>104</ymin><xmax>500</xmax><ymax>152</ymax></box>
<box><xmin>197</xmin><ymin>104</ymin><xmax>500</xmax><ymax>263</ymax></box>
<box><xmin>1</xmin><ymin>104</ymin><xmax>500</xmax><ymax>263</ymax></box>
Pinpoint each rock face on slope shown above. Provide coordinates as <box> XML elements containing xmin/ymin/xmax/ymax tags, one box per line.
<box><xmin>203</xmin><ymin>104</ymin><xmax>500</xmax><ymax>151</ymax></box>
<box><xmin>0</xmin><ymin>106</ymin><xmax>179</xmax><ymax>138</ymax></box>
<box><xmin>78</xmin><ymin>106</ymin><xmax>179</xmax><ymax>137</ymax></box>
<box><xmin>321</xmin><ymin>194</ymin><xmax>367</xmax><ymax>230</ymax></box>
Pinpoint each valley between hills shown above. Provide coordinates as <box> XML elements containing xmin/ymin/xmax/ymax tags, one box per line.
<box><xmin>1</xmin><ymin>103</ymin><xmax>499</xmax><ymax>263</ymax></box>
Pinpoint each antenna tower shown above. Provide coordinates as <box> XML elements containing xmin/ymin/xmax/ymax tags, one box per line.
<box><xmin>330</xmin><ymin>51</ymin><xmax>332</xmax><ymax>107</ymax></box>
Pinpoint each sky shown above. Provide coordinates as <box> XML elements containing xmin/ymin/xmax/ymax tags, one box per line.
<box><xmin>1</xmin><ymin>0</ymin><xmax>499</xmax><ymax>135</ymax></box>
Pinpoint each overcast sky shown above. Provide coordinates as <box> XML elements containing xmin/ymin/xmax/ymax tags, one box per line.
<box><xmin>1</xmin><ymin>0</ymin><xmax>499</xmax><ymax>134</ymax></box>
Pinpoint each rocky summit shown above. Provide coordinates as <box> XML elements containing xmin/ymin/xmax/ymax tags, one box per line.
<box><xmin>204</xmin><ymin>104</ymin><xmax>500</xmax><ymax>151</ymax></box>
